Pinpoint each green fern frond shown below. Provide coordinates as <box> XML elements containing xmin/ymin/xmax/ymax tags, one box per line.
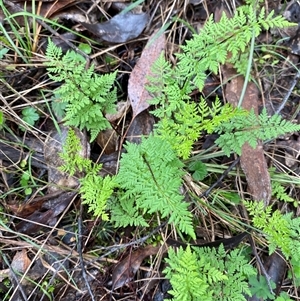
<box><xmin>80</xmin><ymin>172</ymin><xmax>115</xmax><ymax>221</ymax></box>
<box><xmin>272</xmin><ymin>181</ymin><xmax>296</xmax><ymax>205</ymax></box>
<box><xmin>215</xmin><ymin>108</ymin><xmax>300</xmax><ymax>156</ymax></box>
<box><xmin>59</xmin><ymin>129</ymin><xmax>91</xmax><ymax>175</ymax></box>
<box><xmin>164</xmin><ymin>244</ymin><xmax>255</xmax><ymax>301</ymax></box>
<box><xmin>147</xmin><ymin>2</ymin><xmax>297</xmax><ymax>159</ymax></box>
<box><xmin>44</xmin><ymin>39</ymin><xmax>117</xmax><ymax>142</ymax></box>
<box><xmin>245</xmin><ymin>201</ymin><xmax>293</xmax><ymax>257</ymax></box>
<box><xmin>164</xmin><ymin>245</ymin><xmax>212</xmax><ymax>301</ymax></box>
<box><xmin>59</xmin><ymin>129</ymin><xmax>115</xmax><ymax>220</ymax></box>
<box><xmin>108</xmin><ymin>195</ymin><xmax>149</xmax><ymax>227</ymax></box>
<box><xmin>245</xmin><ymin>200</ymin><xmax>300</xmax><ymax>282</ymax></box>
<box><xmin>115</xmin><ymin>135</ymin><xmax>195</xmax><ymax>238</ymax></box>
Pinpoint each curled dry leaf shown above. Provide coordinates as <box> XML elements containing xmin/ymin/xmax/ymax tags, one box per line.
<box><xmin>80</xmin><ymin>11</ymin><xmax>149</xmax><ymax>43</ymax></box>
<box><xmin>128</xmin><ymin>30</ymin><xmax>165</xmax><ymax>118</ymax></box>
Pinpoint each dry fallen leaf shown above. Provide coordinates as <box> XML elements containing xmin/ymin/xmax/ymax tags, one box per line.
<box><xmin>96</xmin><ymin>128</ymin><xmax>118</xmax><ymax>155</ymax></box>
<box><xmin>80</xmin><ymin>11</ymin><xmax>149</xmax><ymax>43</ymax></box>
<box><xmin>126</xmin><ymin>110</ymin><xmax>155</xmax><ymax>144</ymax></box>
<box><xmin>128</xmin><ymin>29</ymin><xmax>166</xmax><ymax>118</ymax></box>
<box><xmin>11</xmin><ymin>249</ymin><xmax>31</xmax><ymax>275</ymax></box>
<box><xmin>111</xmin><ymin>245</ymin><xmax>161</xmax><ymax>290</ymax></box>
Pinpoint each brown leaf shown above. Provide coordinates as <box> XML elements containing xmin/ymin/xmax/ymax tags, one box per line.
<box><xmin>80</xmin><ymin>11</ymin><xmax>149</xmax><ymax>43</ymax></box>
<box><xmin>4</xmin><ymin>0</ymin><xmax>80</xmax><ymax>22</ymax></box>
<box><xmin>126</xmin><ymin>110</ymin><xmax>155</xmax><ymax>144</ymax></box>
<box><xmin>96</xmin><ymin>128</ymin><xmax>118</xmax><ymax>155</ymax></box>
<box><xmin>16</xmin><ymin>210</ymin><xmax>54</xmax><ymax>234</ymax></box>
<box><xmin>111</xmin><ymin>245</ymin><xmax>162</xmax><ymax>290</ymax></box>
<box><xmin>128</xmin><ymin>30</ymin><xmax>165</xmax><ymax>118</ymax></box>
<box><xmin>11</xmin><ymin>249</ymin><xmax>31</xmax><ymax>274</ymax></box>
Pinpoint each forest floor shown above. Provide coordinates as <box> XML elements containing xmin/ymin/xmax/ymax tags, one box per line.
<box><xmin>1</xmin><ymin>0</ymin><xmax>300</xmax><ymax>300</ymax></box>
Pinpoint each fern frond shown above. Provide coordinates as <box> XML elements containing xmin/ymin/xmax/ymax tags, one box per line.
<box><xmin>164</xmin><ymin>244</ymin><xmax>255</xmax><ymax>301</ymax></box>
<box><xmin>245</xmin><ymin>201</ymin><xmax>293</xmax><ymax>257</ymax></box>
<box><xmin>116</xmin><ymin>135</ymin><xmax>195</xmax><ymax>238</ymax></box>
<box><xmin>164</xmin><ymin>245</ymin><xmax>212</xmax><ymax>301</ymax></box>
<box><xmin>80</xmin><ymin>172</ymin><xmax>115</xmax><ymax>221</ymax></box>
<box><xmin>59</xmin><ymin>129</ymin><xmax>91</xmax><ymax>175</ymax></box>
<box><xmin>44</xmin><ymin>39</ymin><xmax>117</xmax><ymax>142</ymax></box>
<box><xmin>272</xmin><ymin>181</ymin><xmax>296</xmax><ymax>205</ymax></box>
<box><xmin>215</xmin><ymin>108</ymin><xmax>300</xmax><ymax>156</ymax></box>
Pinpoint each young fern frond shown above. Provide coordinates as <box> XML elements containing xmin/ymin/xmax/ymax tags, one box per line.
<box><xmin>59</xmin><ymin>129</ymin><xmax>115</xmax><ymax>220</ymax></box>
<box><xmin>164</xmin><ymin>244</ymin><xmax>255</xmax><ymax>301</ymax></box>
<box><xmin>271</xmin><ymin>181</ymin><xmax>296</xmax><ymax>206</ymax></box>
<box><xmin>245</xmin><ymin>201</ymin><xmax>297</xmax><ymax>257</ymax></box>
<box><xmin>59</xmin><ymin>129</ymin><xmax>91</xmax><ymax>176</ymax></box>
<box><xmin>245</xmin><ymin>201</ymin><xmax>300</xmax><ymax>282</ymax></box>
<box><xmin>44</xmin><ymin>39</ymin><xmax>117</xmax><ymax>141</ymax></box>
<box><xmin>176</xmin><ymin>5</ymin><xmax>293</xmax><ymax>88</ymax></box>
<box><xmin>80</xmin><ymin>171</ymin><xmax>115</xmax><ymax>221</ymax></box>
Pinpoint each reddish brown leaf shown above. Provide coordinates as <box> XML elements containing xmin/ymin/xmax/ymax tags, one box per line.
<box><xmin>6</xmin><ymin>0</ymin><xmax>79</xmax><ymax>19</ymax></box>
<box><xmin>128</xmin><ymin>30</ymin><xmax>165</xmax><ymax>118</ymax></box>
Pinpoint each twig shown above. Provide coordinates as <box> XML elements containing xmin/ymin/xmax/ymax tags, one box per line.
<box><xmin>200</xmin><ymin>157</ymin><xmax>240</xmax><ymax>198</ymax></box>
<box><xmin>97</xmin><ymin>222</ymin><xmax>167</xmax><ymax>261</ymax></box>
<box><xmin>275</xmin><ymin>69</ymin><xmax>300</xmax><ymax>115</ymax></box>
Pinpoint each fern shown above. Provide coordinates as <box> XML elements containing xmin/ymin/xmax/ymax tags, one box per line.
<box><xmin>245</xmin><ymin>201</ymin><xmax>300</xmax><ymax>284</ymax></box>
<box><xmin>44</xmin><ymin>39</ymin><xmax>117</xmax><ymax>141</ymax></box>
<box><xmin>215</xmin><ymin>108</ymin><xmax>300</xmax><ymax>156</ymax></box>
<box><xmin>59</xmin><ymin>129</ymin><xmax>91</xmax><ymax>176</ymax></box>
<box><xmin>80</xmin><ymin>170</ymin><xmax>115</xmax><ymax>221</ymax></box>
<box><xmin>176</xmin><ymin>5</ymin><xmax>293</xmax><ymax>88</ymax></box>
<box><xmin>108</xmin><ymin>195</ymin><xmax>149</xmax><ymax>227</ymax></box>
<box><xmin>147</xmin><ymin>4</ymin><xmax>296</xmax><ymax>159</ymax></box>
<box><xmin>59</xmin><ymin>129</ymin><xmax>115</xmax><ymax>220</ymax></box>
<box><xmin>164</xmin><ymin>244</ymin><xmax>256</xmax><ymax>301</ymax></box>
<box><xmin>150</xmin><ymin>94</ymin><xmax>243</xmax><ymax>159</ymax></box>
<box><xmin>245</xmin><ymin>201</ymin><xmax>300</xmax><ymax>260</ymax></box>
<box><xmin>114</xmin><ymin>134</ymin><xmax>195</xmax><ymax>239</ymax></box>
<box><xmin>271</xmin><ymin>181</ymin><xmax>297</xmax><ymax>207</ymax></box>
